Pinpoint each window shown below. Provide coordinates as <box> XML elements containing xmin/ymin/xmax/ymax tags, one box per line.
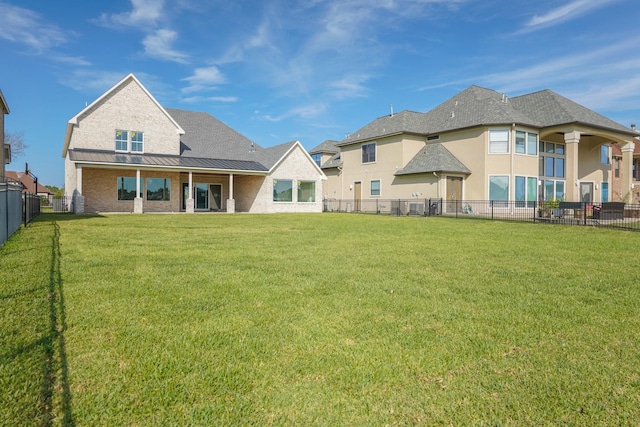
<box><xmin>601</xmin><ymin>145</ymin><xmax>610</xmax><ymax>164</ymax></box>
<box><xmin>131</xmin><ymin>131</ymin><xmax>144</xmax><ymax>153</ymax></box>
<box><xmin>146</xmin><ymin>178</ymin><xmax>170</xmax><ymax>201</ymax></box>
<box><xmin>116</xmin><ymin>130</ymin><xmax>128</xmax><ymax>151</ymax></box>
<box><xmin>601</xmin><ymin>182</ymin><xmax>609</xmax><ymax>202</ymax></box>
<box><xmin>515</xmin><ymin>131</ymin><xmax>526</xmax><ymax>154</ymax></box>
<box><xmin>297</xmin><ymin>181</ymin><xmax>315</xmax><ymax>202</ymax></box>
<box><xmin>273</xmin><ymin>179</ymin><xmax>293</xmax><ymax>202</ymax></box>
<box><xmin>362</xmin><ymin>143</ymin><xmax>376</xmax><ymax>163</ymax></box>
<box><xmin>117</xmin><ymin>177</ymin><xmax>142</xmax><ymax>200</ymax></box>
<box><xmin>614</xmin><ymin>157</ymin><xmax>620</xmax><ymax>178</ymax></box>
<box><xmin>527</xmin><ymin>133</ymin><xmax>538</xmax><ymax>156</ymax></box>
<box><xmin>489</xmin><ymin>176</ymin><xmax>509</xmax><ymax>203</ymax></box>
<box><xmin>311</xmin><ymin>153</ymin><xmax>322</xmax><ymax>166</ymax></box>
<box><xmin>540</xmin><ymin>141</ymin><xmax>565</xmax><ymax>179</ymax></box>
<box><xmin>539</xmin><ymin>179</ymin><xmax>565</xmax><ymax>202</ymax></box>
<box><xmin>115</xmin><ymin>130</ymin><xmax>144</xmax><ymax>153</ymax></box>
<box><xmin>515</xmin><ymin>176</ymin><xmax>537</xmax><ymax>207</ymax></box>
<box><xmin>489</xmin><ymin>130</ymin><xmax>509</xmax><ymax>153</ymax></box>
<box><xmin>370</xmin><ymin>180</ymin><xmax>381</xmax><ymax>196</ymax></box>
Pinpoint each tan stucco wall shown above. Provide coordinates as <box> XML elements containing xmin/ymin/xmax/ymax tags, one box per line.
<box><xmin>321</xmin><ymin>168</ymin><xmax>342</xmax><ymax>200</ymax></box>
<box><xmin>81</xmin><ymin>168</ymin><xmax>180</xmax><ymax>213</ymax></box>
<box><xmin>67</xmin><ymin>79</ymin><xmax>180</xmax><ymax>156</ymax></box>
<box><xmin>338</xmin><ymin>135</ymin><xmax>426</xmax><ymax>200</ymax></box>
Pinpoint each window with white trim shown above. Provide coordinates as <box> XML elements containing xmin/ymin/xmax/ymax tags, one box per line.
<box><xmin>515</xmin><ymin>131</ymin><xmax>538</xmax><ymax>155</ymax></box>
<box><xmin>489</xmin><ymin>175</ymin><xmax>509</xmax><ymax>205</ymax></box>
<box><xmin>273</xmin><ymin>179</ymin><xmax>293</xmax><ymax>202</ymax></box>
<box><xmin>489</xmin><ymin>130</ymin><xmax>509</xmax><ymax>153</ymax></box>
<box><xmin>115</xmin><ymin>130</ymin><xmax>144</xmax><ymax>153</ymax></box>
<box><xmin>362</xmin><ymin>143</ymin><xmax>376</xmax><ymax>163</ymax></box>
<box><xmin>370</xmin><ymin>180</ymin><xmax>381</xmax><ymax>196</ymax></box>
<box><xmin>515</xmin><ymin>176</ymin><xmax>537</xmax><ymax>207</ymax></box>
<box><xmin>601</xmin><ymin>182</ymin><xmax>609</xmax><ymax>202</ymax></box>
<box><xmin>297</xmin><ymin>181</ymin><xmax>315</xmax><ymax>202</ymax></box>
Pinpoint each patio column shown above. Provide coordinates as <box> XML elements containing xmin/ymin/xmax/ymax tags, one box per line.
<box><xmin>621</xmin><ymin>140</ymin><xmax>635</xmax><ymax>202</ymax></box>
<box><xmin>564</xmin><ymin>131</ymin><xmax>580</xmax><ymax>202</ymax></box>
<box><xmin>186</xmin><ymin>171</ymin><xmax>194</xmax><ymax>213</ymax></box>
<box><xmin>134</xmin><ymin>168</ymin><xmax>143</xmax><ymax>213</ymax></box>
<box><xmin>74</xmin><ymin>165</ymin><xmax>84</xmax><ymax>214</ymax></box>
<box><xmin>227</xmin><ymin>173</ymin><xmax>235</xmax><ymax>213</ymax></box>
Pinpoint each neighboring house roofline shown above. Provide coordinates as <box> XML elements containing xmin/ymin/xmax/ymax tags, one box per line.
<box><xmin>336</xmin><ymin>130</ymin><xmax>426</xmax><ymax>146</ymax></box>
<box><xmin>62</xmin><ymin>73</ymin><xmax>185</xmax><ymax>157</ymax></box>
<box><xmin>309</xmin><ymin>139</ymin><xmax>339</xmax><ymax>155</ymax></box>
<box><xmin>0</xmin><ymin>89</ymin><xmax>9</xmax><ymax>114</ymax></box>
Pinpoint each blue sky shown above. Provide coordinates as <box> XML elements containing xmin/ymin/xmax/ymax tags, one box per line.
<box><xmin>1</xmin><ymin>0</ymin><xmax>638</xmax><ymax>186</ymax></box>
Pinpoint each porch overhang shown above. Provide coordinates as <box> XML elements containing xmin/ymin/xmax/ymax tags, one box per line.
<box><xmin>68</xmin><ymin>148</ymin><xmax>270</xmax><ymax>176</ymax></box>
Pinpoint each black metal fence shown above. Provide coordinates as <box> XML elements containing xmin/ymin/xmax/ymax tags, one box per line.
<box><xmin>323</xmin><ymin>198</ymin><xmax>640</xmax><ymax>231</ymax></box>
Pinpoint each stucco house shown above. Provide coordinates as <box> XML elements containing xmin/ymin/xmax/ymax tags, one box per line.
<box><xmin>319</xmin><ymin>85</ymin><xmax>638</xmax><ymax>210</ymax></box>
<box><xmin>63</xmin><ymin>74</ymin><xmax>325</xmax><ymax>214</ymax></box>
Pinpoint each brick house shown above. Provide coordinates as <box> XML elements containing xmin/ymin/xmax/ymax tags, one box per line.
<box><xmin>62</xmin><ymin>74</ymin><xmax>325</xmax><ymax>214</ymax></box>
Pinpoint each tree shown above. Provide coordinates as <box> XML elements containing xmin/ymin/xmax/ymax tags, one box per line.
<box><xmin>4</xmin><ymin>131</ymin><xmax>28</xmax><ymax>158</ymax></box>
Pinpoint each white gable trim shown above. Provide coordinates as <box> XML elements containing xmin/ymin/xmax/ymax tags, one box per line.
<box><xmin>269</xmin><ymin>140</ymin><xmax>327</xmax><ymax>179</ymax></box>
<box><xmin>62</xmin><ymin>73</ymin><xmax>185</xmax><ymax>157</ymax></box>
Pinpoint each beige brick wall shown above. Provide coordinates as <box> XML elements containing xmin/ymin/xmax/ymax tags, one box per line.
<box><xmin>82</xmin><ymin>168</ymin><xmax>181</xmax><ymax>213</ymax></box>
<box><xmin>68</xmin><ymin>78</ymin><xmax>180</xmax><ymax>156</ymax></box>
<box><xmin>241</xmin><ymin>145</ymin><xmax>323</xmax><ymax>213</ymax></box>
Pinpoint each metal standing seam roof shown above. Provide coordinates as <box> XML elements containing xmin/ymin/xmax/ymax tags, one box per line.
<box><xmin>68</xmin><ymin>149</ymin><xmax>269</xmax><ymax>172</ymax></box>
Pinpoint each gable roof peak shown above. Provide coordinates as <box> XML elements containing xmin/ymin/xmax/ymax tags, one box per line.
<box><xmin>62</xmin><ymin>73</ymin><xmax>185</xmax><ymax>157</ymax></box>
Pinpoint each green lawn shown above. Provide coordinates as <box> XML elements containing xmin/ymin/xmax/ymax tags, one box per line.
<box><xmin>2</xmin><ymin>213</ymin><xmax>640</xmax><ymax>426</ymax></box>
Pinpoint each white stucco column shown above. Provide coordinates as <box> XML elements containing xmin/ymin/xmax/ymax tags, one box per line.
<box><xmin>564</xmin><ymin>131</ymin><xmax>580</xmax><ymax>202</ymax></box>
<box><xmin>621</xmin><ymin>140</ymin><xmax>635</xmax><ymax>202</ymax></box>
<box><xmin>186</xmin><ymin>171</ymin><xmax>194</xmax><ymax>213</ymax></box>
<box><xmin>227</xmin><ymin>173</ymin><xmax>235</xmax><ymax>213</ymax></box>
<box><xmin>134</xmin><ymin>168</ymin><xmax>143</xmax><ymax>213</ymax></box>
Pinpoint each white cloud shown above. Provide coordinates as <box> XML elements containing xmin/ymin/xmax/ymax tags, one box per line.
<box><xmin>143</xmin><ymin>29</ymin><xmax>188</xmax><ymax>63</ymax></box>
<box><xmin>522</xmin><ymin>0</ymin><xmax>621</xmax><ymax>32</ymax></box>
<box><xmin>181</xmin><ymin>95</ymin><xmax>238</xmax><ymax>103</ymax></box>
<box><xmin>95</xmin><ymin>0</ymin><xmax>166</xmax><ymax>28</ymax></box>
<box><xmin>0</xmin><ymin>2</ymin><xmax>70</xmax><ymax>52</ymax></box>
<box><xmin>262</xmin><ymin>103</ymin><xmax>327</xmax><ymax>122</ymax></box>
<box><xmin>181</xmin><ymin>66</ymin><xmax>227</xmax><ymax>93</ymax></box>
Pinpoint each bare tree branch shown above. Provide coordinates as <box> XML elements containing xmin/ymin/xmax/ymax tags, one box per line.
<box><xmin>4</xmin><ymin>131</ymin><xmax>28</xmax><ymax>158</ymax></box>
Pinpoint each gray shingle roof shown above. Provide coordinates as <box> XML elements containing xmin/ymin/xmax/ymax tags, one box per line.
<box><xmin>395</xmin><ymin>143</ymin><xmax>470</xmax><ymax>176</ymax></box>
<box><xmin>261</xmin><ymin>141</ymin><xmax>297</xmax><ymax>169</ymax></box>
<box><xmin>338</xmin><ymin>110</ymin><xmax>426</xmax><ymax>145</ymax></box>
<box><xmin>166</xmin><ymin>108</ymin><xmax>266</xmax><ymax>163</ymax></box>
<box><xmin>320</xmin><ymin>152</ymin><xmax>342</xmax><ymax>169</ymax></box>
<box><xmin>309</xmin><ymin>140</ymin><xmax>339</xmax><ymax>154</ymax></box>
<box><xmin>337</xmin><ymin>85</ymin><xmax>635</xmax><ymax>145</ymax></box>
<box><xmin>422</xmin><ymin>86</ymin><xmax>539</xmax><ymax>134</ymax></box>
<box><xmin>509</xmin><ymin>90</ymin><xmax>633</xmax><ymax>134</ymax></box>
<box><xmin>69</xmin><ymin>148</ymin><xmax>268</xmax><ymax>172</ymax></box>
